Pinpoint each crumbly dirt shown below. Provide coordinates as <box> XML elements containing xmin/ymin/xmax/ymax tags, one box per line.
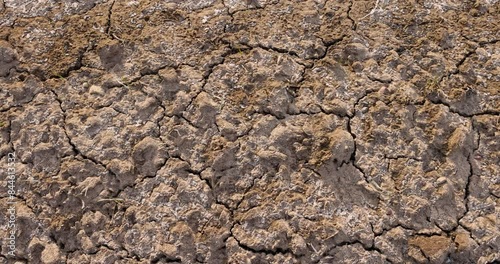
<box><xmin>0</xmin><ymin>0</ymin><xmax>499</xmax><ymax>263</ymax></box>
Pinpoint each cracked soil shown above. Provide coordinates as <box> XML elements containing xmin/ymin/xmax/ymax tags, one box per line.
<box><xmin>0</xmin><ymin>0</ymin><xmax>499</xmax><ymax>263</ymax></box>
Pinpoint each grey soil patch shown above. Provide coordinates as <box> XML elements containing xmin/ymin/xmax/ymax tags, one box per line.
<box><xmin>0</xmin><ymin>0</ymin><xmax>499</xmax><ymax>263</ymax></box>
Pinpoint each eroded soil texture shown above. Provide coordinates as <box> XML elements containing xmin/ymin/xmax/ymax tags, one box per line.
<box><xmin>0</xmin><ymin>0</ymin><xmax>499</xmax><ymax>263</ymax></box>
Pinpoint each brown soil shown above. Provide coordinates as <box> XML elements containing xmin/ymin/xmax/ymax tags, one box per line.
<box><xmin>0</xmin><ymin>0</ymin><xmax>499</xmax><ymax>263</ymax></box>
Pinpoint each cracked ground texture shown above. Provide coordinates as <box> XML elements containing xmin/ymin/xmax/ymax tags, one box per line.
<box><xmin>0</xmin><ymin>0</ymin><xmax>499</xmax><ymax>263</ymax></box>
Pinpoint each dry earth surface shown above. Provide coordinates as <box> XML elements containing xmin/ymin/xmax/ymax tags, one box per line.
<box><xmin>0</xmin><ymin>0</ymin><xmax>499</xmax><ymax>263</ymax></box>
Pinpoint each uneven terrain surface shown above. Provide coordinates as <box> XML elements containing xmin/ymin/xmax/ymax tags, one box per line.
<box><xmin>0</xmin><ymin>0</ymin><xmax>499</xmax><ymax>263</ymax></box>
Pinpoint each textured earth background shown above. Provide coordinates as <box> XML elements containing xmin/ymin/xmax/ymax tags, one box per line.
<box><xmin>0</xmin><ymin>0</ymin><xmax>499</xmax><ymax>263</ymax></box>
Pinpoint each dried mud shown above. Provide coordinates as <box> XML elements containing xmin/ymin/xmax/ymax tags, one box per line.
<box><xmin>0</xmin><ymin>0</ymin><xmax>499</xmax><ymax>263</ymax></box>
